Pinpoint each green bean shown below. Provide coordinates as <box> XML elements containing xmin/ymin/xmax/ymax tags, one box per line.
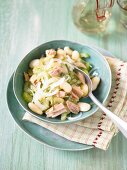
<box><xmin>80</xmin><ymin>53</ymin><xmax>90</xmax><ymax>58</ymax></box>
<box><xmin>61</xmin><ymin>112</ymin><xmax>68</xmax><ymax>121</ymax></box>
<box><xmin>53</xmin><ymin>97</ymin><xmax>64</xmax><ymax>104</ymax></box>
<box><xmin>24</xmin><ymin>82</ymin><xmax>31</xmax><ymax>94</ymax></box>
<box><xmin>76</xmin><ymin>80</ymin><xmax>81</xmax><ymax>85</ymax></box>
<box><xmin>23</xmin><ymin>92</ymin><xmax>32</xmax><ymax>103</ymax></box>
<box><xmin>27</xmin><ymin>68</ymin><xmax>33</xmax><ymax>76</ymax></box>
<box><xmin>85</xmin><ymin>62</ymin><xmax>92</xmax><ymax>71</ymax></box>
<box><xmin>82</xmin><ymin>69</ymin><xmax>89</xmax><ymax>75</ymax></box>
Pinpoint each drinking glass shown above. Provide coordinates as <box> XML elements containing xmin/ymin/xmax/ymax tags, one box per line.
<box><xmin>72</xmin><ymin>0</ymin><xmax>115</xmax><ymax>33</ymax></box>
<box><xmin>117</xmin><ymin>0</ymin><xmax>127</xmax><ymax>28</ymax></box>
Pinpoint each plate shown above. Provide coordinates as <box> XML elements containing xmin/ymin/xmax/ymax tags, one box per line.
<box><xmin>7</xmin><ymin>47</ymin><xmax>113</xmax><ymax>151</ymax></box>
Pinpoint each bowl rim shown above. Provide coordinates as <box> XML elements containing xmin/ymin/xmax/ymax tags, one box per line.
<box><xmin>13</xmin><ymin>40</ymin><xmax>112</xmax><ymax>124</ymax></box>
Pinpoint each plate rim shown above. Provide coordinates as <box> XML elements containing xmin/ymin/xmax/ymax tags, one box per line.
<box><xmin>7</xmin><ymin>45</ymin><xmax>114</xmax><ymax>151</ymax></box>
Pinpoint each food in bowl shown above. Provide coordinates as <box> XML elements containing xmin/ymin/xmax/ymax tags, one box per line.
<box><xmin>22</xmin><ymin>47</ymin><xmax>100</xmax><ymax>120</ymax></box>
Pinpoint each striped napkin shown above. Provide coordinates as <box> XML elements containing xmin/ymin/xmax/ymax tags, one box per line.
<box><xmin>23</xmin><ymin>57</ymin><xmax>127</xmax><ymax>150</ymax></box>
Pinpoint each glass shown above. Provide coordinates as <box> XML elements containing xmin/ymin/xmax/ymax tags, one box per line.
<box><xmin>72</xmin><ymin>0</ymin><xmax>115</xmax><ymax>33</ymax></box>
<box><xmin>117</xmin><ymin>0</ymin><xmax>127</xmax><ymax>28</ymax></box>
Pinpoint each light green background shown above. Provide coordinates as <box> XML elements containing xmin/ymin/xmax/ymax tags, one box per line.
<box><xmin>0</xmin><ymin>0</ymin><xmax>127</xmax><ymax>170</ymax></box>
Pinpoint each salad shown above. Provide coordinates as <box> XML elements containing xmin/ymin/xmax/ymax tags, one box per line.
<box><xmin>23</xmin><ymin>47</ymin><xmax>100</xmax><ymax>120</ymax></box>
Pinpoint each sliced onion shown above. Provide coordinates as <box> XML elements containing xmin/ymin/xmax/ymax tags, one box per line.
<box><xmin>45</xmin><ymin>58</ymin><xmax>54</xmax><ymax>70</ymax></box>
<box><xmin>45</xmin><ymin>89</ymin><xmax>59</xmax><ymax>97</ymax></box>
<box><xmin>53</xmin><ymin>58</ymin><xmax>62</xmax><ymax>63</ymax></box>
<box><xmin>66</xmin><ymin>55</ymin><xmax>74</xmax><ymax>63</ymax></box>
<box><xmin>50</xmin><ymin>77</ymin><xmax>65</xmax><ymax>91</ymax></box>
<box><xmin>64</xmin><ymin>62</ymin><xmax>74</xmax><ymax>71</ymax></box>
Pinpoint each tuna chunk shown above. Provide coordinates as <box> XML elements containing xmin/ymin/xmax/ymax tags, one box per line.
<box><xmin>66</xmin><ymin>101</ymin><xmax>79</xmax><ymax>114</ymax></box>
<box><xmin>72</xmin><ymin>85</ymin><xmax>83</xmax><ymax>98</ymax></box>
<box><xmin>46</xmin><ymin>103</ymin><xmax>67</xmax><ymax>118</ymax></box>
<box><xmin>56</xmin><ymin>90</ymin><xmax>66</xmax><ymax>98</ymax></box>
<box><xmin>71</xmin><ymin>91</ymin><xmax>79</xmax><ymax>101</ymax></box>
<box><xmin>49</xmin><ymin>65</ymin><xmax>63</xmax><ymax>77</ymax></box>
<box><xmin>77</xmin><ymin>72</ymin><xmax>85</xmax><ymax>84</ymax></box>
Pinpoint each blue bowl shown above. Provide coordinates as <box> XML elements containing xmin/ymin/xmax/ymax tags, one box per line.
<box><xmin>13</xmin><ymin>40</ymin><xmax>111</xmax><ymax>124</ymax></box>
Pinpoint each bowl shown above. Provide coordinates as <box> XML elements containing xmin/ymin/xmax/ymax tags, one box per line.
<box><xmin>13</xmin><ymin>40</ymin><xmax>111</xmax><ymax>124</ymax></box>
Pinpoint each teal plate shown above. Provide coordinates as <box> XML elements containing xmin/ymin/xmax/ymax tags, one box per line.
<box><xmin>7</xmin><ymin>47</ymin><xmax>113</xmax><ymax>151</ymax></box>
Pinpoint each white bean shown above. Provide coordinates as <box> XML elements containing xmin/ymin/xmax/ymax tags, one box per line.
<box><xmin>81</xmin><ymin>84</ymin><xmax>89</xmax><ymax>96</ymax></box>
<box><xmin>46</xmin><ymin>49</ymin><xmax>56</xmax><ymax>58</ymax></box>
<box><xmin>72</xmin><ymin>50</ymin><xmax>80</xmax><ymax>61</ymax></box>
<box><xmin>92</xmin><ymin>76</ymin><xmax>100</xmax><ymax>91</ymax></box>
<box><xmin>28</xmin><ymin>102</ymin><xmax>43</xmax><ymax>115</ymax></box>
<box><xmin>57</xmin><ymin>48</ymin><xmax>66</xmax><ymax>56</ymax></box>
<box><xmin>64</xmin><ymin>47</ymin><xmax>73</xmax><ymax>56</ymax></box>
<box><xmin>29</xmin><ymin>59</ymin><xmax>40</xmax><ymax>68</ymax></box>
<box><xmin>60</xmin><ymin>82</ymin><xmax>72</xmax><ymax>93</ymax></box>
<box><xmin>78</xmin><ymin>102</ymin><xmax>91</xmax><ymax>112</ymax></box>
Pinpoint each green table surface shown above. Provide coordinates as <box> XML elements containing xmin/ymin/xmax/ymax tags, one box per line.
<box><xmin>0</xmin><ymin>0</ymin><xmax>127</xmax><ymax>170</ymax></box>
